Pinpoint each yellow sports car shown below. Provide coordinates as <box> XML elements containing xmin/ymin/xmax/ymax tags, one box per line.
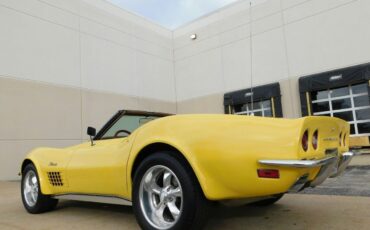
<box><xmin>21</xmin><ymin>110</ymin><xmax>353</xmax><ymax>229</ymax></box>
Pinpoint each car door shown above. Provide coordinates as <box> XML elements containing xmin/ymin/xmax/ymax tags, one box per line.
<box><xmin>65</xmin><ymin>112</ymin><xmax>161</xmax><ymax>198</ymax></box>
<box><xmin>65</xmin><ymin>137</ymin><xmax>132</xmax><ymax>197</ymax></box>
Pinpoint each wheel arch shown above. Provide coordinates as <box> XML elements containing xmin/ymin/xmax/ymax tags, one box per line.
<box><xmin>21</xmin><ymin>159</ymin><xmax>34</xmax><ymax>174</ymax></box>
<box><xmin>128</xmin><ymin>142</ymin><xmax>206</xmax><ymax>199</ymax></box>
<box><xmin>20</xmin><ymin>157</ymin><xmax>53</xmax><ymax>195</ymax></box>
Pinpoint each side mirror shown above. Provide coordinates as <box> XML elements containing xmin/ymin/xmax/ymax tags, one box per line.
<box><xmin>87</xmin><ymin>127</ymin><xmax>96</xmax><ymax>137</ymax></box>
<box><xmin>87</xmin><ymin>127</ymin><xmax>96</xmax><ymax>146</ymax></box>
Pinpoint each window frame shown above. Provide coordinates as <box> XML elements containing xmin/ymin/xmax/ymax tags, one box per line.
<box><xmin>94</xmin><ymin>110</ymin><xmax>171</xmax><ymax>140</ymax></box>
<box><xmin>311</xmin><ymin>84</ymin><xmax>370</xmax><ymax>136</ymax></box>
<box><xmin>234</xmin><ymin>99</ymin><xmax>272</xmax><ymax>117</ymax></box>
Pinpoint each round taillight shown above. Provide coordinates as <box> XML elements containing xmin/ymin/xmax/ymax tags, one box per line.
<box><xmin>302</xmin><ymin>130</ymin><xmax>308</xmax><ymax>151</ymax></box>
<box><xmin>312</xmin><ymin>130</ymin><xmax>318</xmax><ymax>150</ymax></box>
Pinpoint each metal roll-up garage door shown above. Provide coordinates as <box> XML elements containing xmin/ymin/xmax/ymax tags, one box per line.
<box><xmin>223</xmin><ymin>83</ymin><xmax>283</xmax><ymax>117</ymax></box>
<box><xmin>299</xmin><ymin>63</ymin><xmax>370</xmax><ymax>148</ymax></box>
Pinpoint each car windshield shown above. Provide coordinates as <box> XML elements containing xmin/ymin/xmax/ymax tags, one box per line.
<box><xmin>101</xmin><ymin>115</ymin><xmax>159</xmax><ymax>139</ymax></box>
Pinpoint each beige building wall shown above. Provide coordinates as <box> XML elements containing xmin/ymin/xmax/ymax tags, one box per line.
<box><xmin>173</xmin><ymin>0</ymin><xmax>370</xmax><ymax>116</ymax></box>
<box><xmin>2</xmin><ymin>0</ymin><xmax>370</xmax><ymax>180</ymax></box>
<box><xmin>0</xmin><ymin>0</ymin><xmax>175</xmax><ymax>180</ymax></box>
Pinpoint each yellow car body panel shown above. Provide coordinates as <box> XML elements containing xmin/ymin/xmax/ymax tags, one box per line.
<box><xmin>26</xmin><ymin>137</ymin><xmax>136</xmax><ymax>198</ymax></box>
<box><xmin>22</xmin><ymin>114</ymin><xmax>350</xmax><ymax>201</ymax></box>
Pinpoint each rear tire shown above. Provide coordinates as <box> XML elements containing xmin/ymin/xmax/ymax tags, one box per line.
<box><xmin>21</xmin><ymin>164</ymin><xmax>58</xmax><ymax>214</ymax></box>
<box><xmin>251</xmin><ymin>194</ymin><xmax>284</xmax><ymax>206</ymax></box>
<box><xmin>132</xmin><ymin>151</ymin><xmax>209</xmax><ymax>230</ymax></box>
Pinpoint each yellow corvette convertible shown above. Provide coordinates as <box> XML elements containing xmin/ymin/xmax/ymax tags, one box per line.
<box><xmin>21</xmin><ymin>110</ymin><xmax>353</xmax><ymax>229</ymax></box>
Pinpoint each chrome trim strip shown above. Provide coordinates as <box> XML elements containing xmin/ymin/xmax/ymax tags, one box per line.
<box><xmin>288</xmin><ymin>174</ymin><xmax>309</xmax><ymax>193</ymax></box>
<box><xmin>258</xmin><ymin>155</ymin><xmax>337</xmax><ymax>168</ymax></box>
<box><xmin>309</xmin><ymin>156</ymin><xmax>339</xmax><ymax>187</ymax></box>
<box><xmin>330</xmin><ymin>151</ymin><xmax>354</xmax><ymax>177</ymax></box>
<box><xmin>259</xmin><ymin>152</ymin><xmax>354</xmax><ymax>189</ymax></box>
<box><xmin>53</xmin><ymin>194</ymin><xmax>132</xmax><ymax>206</ymax></box>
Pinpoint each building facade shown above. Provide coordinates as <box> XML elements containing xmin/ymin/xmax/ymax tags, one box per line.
<box><xmin>174</xmin><ymin>0</ymin><xmax>370</xmax><ymax>147</ymax></box>
<box><xmin>1</xmin><ymin>0</ymin><xmax>370</xmax><ymax>180</ymax></box>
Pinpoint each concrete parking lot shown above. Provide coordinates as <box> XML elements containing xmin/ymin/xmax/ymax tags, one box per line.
<box><xmin>1</xmin><ymin>181</ymin><xmax>369</xmax><ymax>230</ymax></box>
<box><xmin>300</xmin><ymin>165</ymin><xmax>370</xmax><ymax>196</ymax></box>
<box><xmin>1</xmin><ymin>155</ymin><xmax>369</xmax><ymax>230</ymax></box>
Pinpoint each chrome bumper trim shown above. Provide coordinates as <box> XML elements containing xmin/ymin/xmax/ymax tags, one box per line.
<box><xmin>259</xmin><ymin>152</ymin><xmax>354</xmax><ymax>188</ymax></box>
<box><xmin>288</xmin><ymin>174</ymin><xmax>309</xmax><ymax>192</ymax></box>
<box><xmin>330</xmin><ymin>151</ymin><xmax>354</xmax><ymax>178</ymax></box>
<box><xmin>309</xmin><ymin>155</ymin><xmax>339</xmax><ymax>187</ymax></box>
<box><xmin>258</xmin><ymin>155</ymin><xmax>337</xmax><ymax>168</ymax></box>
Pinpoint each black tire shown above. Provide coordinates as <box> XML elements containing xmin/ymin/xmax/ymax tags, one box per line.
<box><xmin>251</xmin><ymin>194</ymin><xmax>284</xmax><ymax>206</ymax></box>
<box><xmin>132</xmin><ymin>151</ymin><xmax>210</xmax><ymax>230</ymax></box>
<box><xmin>21</xmin><ymin>164</ymin><xmax>58</xmax><ymax>214</ymax></box>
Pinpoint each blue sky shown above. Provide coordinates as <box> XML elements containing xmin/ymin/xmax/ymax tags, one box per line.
<box><xmin>107</xmin><ymin>0</ymin><xmax>241</xmax><ymax>29</ymax></box>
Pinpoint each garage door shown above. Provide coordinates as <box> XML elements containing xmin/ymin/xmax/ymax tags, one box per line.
<box><xmin>299</xmin><ymin>63</ymin><xmax>370</xmax><ymax>147</ymax></box>
<box><xmin>224</xmin><ymin>82</ymin><xmax>283</xmax><ymax>117</ymax></box>
<box><xmin>311</xmin><ymin>83</ymin><xmax>370</xmax><ymax>136</ymax></box>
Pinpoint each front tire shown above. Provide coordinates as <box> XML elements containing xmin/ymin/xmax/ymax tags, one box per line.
<box><xmin>21</xmin><ymin>164</ymin><xmax>58</xmax><ymax>214</ymax></box>
<box><xmin>132</xmin><ymin>152</ymin><xmax>209</xmax><ymax>230</ymax></box>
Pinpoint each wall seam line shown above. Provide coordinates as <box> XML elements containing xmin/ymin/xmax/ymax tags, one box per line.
<box><xmin>173</xmin><ymin>0</ymin><xmax>358</xmax><ymax>60</ymax></box>
<box><xmin>78</xmin><ymin>1</ymin><xmax>83</xmax><ymax>142</ymax></box>
<box><xmin>0</xmin><ymin>3</ymin><xmax>172</xmax><ymax>62</ymax></box>
<box><xmin>171</xmin><ymin>31</ymin><xmax>179</xmax><ymax>114</ymax></box>
<box><xmin>36</xmin><ymin>0</ymin><xmax>172</xmax><ymax>50</ymax></box>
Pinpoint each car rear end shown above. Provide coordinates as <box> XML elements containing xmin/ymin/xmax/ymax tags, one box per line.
<box><xmin>138</xmin><ymin>114</ymin><xmax>354</xmax><ymax>200</ymax></box>
<box><xmin>258</xmin><ymin>116</ymin><xmax>353</xmax><ymax>192</ymax></box>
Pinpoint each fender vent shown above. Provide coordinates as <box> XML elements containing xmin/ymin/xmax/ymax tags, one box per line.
<box><xmin>47</xmin><ymin>172</ymin><xmax>64</xmax><ymax>186</ymax></box>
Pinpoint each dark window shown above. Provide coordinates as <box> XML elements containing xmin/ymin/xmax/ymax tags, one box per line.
<box><xmin>312</xmin><ymin>102</ymin><xmax>330</xmax><ymax>113</ymax></box>
<box><xmin>233</xmin><ymin>104</ymin><xmax>243</xmax><ymax>113</ymax></box>
<box><xmin>354</xmin><ymin>96</ymin><xmax>370</xmax><ymax>107</ymax></box>
<box><xmin>358</xmin><ymin>123</ymin><xmax>370</xmax><ymax>134</ymax></box>
<box><xmin>264</xmin><ymin>109</ymin><xmax>272</xmax><ymax>117</ymax></box>
<box><xmin>254</xmin><ymin>111</ymin><xmax>263</xmax><ymax>116</ymax></box>
<box><xmin>311</xmin><ymin>90</ymin><xmax>329</xmax><ymax>101</ymax></box>
<box><xmin>331</xmin><ymin>86</ymin><xmax>349</xmax><ymax>98</ymax></box>
<box><xmin>350</xmin><ymin>124</ymin><xmax>355</xmax><ymax>134</ymax></box>
<box><xmin>332</xmin><ymin>98</ymin><xmax>351</xmax><ymax>110</ymax></box>
<box><xmin>333</xmin><ymin>111</ymin><xmax>353</xmax><ymax>121</ymax></box>
<box><xmin>352</xmin><ymin>83</ymin><xmax>368</xmax><ymax>94</ymax></box>
<box><xmin>356</xmin><ymin>109</ymin><xmax>370</xmax><ymax>120</ymax></box>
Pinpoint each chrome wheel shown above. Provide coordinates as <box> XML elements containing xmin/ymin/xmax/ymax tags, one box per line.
<box><xmin>139</xmin><ymin>165</ymin><xmax>183</xmax><ymax>230</ymax></box>
<box><xmin>23</xmin><ymin>170</ymin><xmax>39</xmax><ymax>207</ymax></box>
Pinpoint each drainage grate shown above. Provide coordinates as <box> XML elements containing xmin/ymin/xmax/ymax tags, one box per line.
<box><xmin>47</xmin><ymin>172</ymin><xmax>64</xmax><ymax>186</ymax></box>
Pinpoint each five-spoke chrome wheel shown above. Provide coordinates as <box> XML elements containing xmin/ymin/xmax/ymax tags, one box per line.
<box><xmin>23</xmin><ymin>170</ymin><xmax>39</xmax><ymax>207</ymax></box>
<box><xmin>139</xmin><ymin>165</ymin><xmax>183</xmax><ymax>230</ymax></box>
<box><xmin>21</xmin><ymin>164</ymin><xmax>58</xmax><ymax>214</ymax></box>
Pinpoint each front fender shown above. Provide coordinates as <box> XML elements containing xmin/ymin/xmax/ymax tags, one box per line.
<box><xmin>21</xmin><ymin>147</ymin><xmax>72</xmax><ymax>195</ymax></box>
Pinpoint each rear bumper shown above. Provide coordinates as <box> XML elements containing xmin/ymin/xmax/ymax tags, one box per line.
<box><xmin>258</xmin><ymin>152</ymin><xmax>354</xmax><ymax>191</ymax></box>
